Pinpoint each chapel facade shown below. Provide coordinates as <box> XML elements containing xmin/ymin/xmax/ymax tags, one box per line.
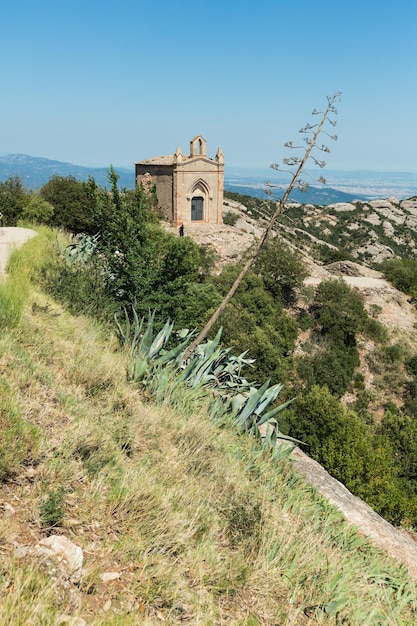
<box><xmin>135</xmin><ymin>135</ymin><xmax>224</xmax><ymax>227</ymax></box>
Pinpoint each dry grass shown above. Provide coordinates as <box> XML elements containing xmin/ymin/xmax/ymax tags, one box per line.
<box><xmin>1</xmin><ymin>233</ymin><xmax>417</xmax><ymax>624</ymax></box>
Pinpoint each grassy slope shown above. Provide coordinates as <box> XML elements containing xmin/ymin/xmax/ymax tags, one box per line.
<box><xmin>1</xmin><ymin>231</ymin><xmax>417</xmax><ymax>625</ymax></box>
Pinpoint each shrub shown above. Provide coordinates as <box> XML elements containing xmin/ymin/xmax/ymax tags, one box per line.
<box><xmin>405</xmin><ymin>355</ymin><xmax>417</xmax><ymax>376</ymax></box>
<box><xmin>21</xmin><ymin>195</ymin><xmax>55</xmax><ymax>224</ymax></box>
<box><xmin>0</xmin><ymin>176</ymin><xmax>29</xmax><ymax>225</ymax></box>
<box><xmin>253</xmin><ymin>240</ymin><xmax>308</xmax><ymax>304</ymax></box>
<box><xmin>382</xmin><ymin>344</ymin><xmax>403</xmax><ymax>363</ymax></box>
<box><xmin>297</xmin><ymin>342</ymin><xmax>359</xmax><ymax>398</ymax></box>
<box><xmin>285</xmin><ymin>386</ymin><xmax>408</xmax><ymax>524</ymax></box>
<box><xmin>315</xmin><ymin>279</ymin><xmax>368</xmax><ymax>345</ymax></box>
<box><xmin>379</xmin><ymin>257</ymin><xmax>417</xmax><ymax>295</ymax></box>
<box><xmin>223</xmin><ymin>210</ymin><xmax>239</xmax><ymax>226</ymax></box>
<box><xmin>364</xmin><ymin>317</ymin><xmax>388</xmax><ymax>342</ymax></box>
<box><xmin>39</xmin><ymin>175</ymin><xmax>96</xmax><ymax>233</ymax></box>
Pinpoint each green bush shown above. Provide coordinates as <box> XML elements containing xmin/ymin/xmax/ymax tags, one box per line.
<box><xmin>315</xmin><ymin>278</ymin><xmax>368</xmax><ymax>345</ymax></box>
<box><xmin>0</xmin><ymin>176</ymin><xmax>29</xmax><ymax>225</ymax></box>
<box><xmin>285</xmin><ymin>386</ymin><xmax>411</xmax><ymax>524</ymax></box>
<box><xmin>21</xmin><ymin>196</ymin><xmax>55</xmax><ymax>224</ymax></box>
<box><xmin>297</xmin><ymin>311</ymin><xmax>315</xmax><ymax>331</ymax></box>
<box><xmin>318</xmin><ymin>246</ymin><xmax>354</xmax><ymax>265</ymax></box>
<box><xmin>405</xmin><ymin>355</ymin><xmax>417</xmax><ymax>376</ymax></box>
<box><xmin>253</xmin><ymin>240</ymin><xmax>308</xmax><ymax>304</ymax></box>
<box><xmin>39</xmin><ymin>175</ymin><xmax>97</xmax><ymax>233</ymax></box>
<box><xmin>211</xmin><ymin>266</ymin><xmax>297</xmax><ymax>385</ymax></box>
<box><xmin>378</xmin><ymin>410</ymin><xmax>417</xmax><ymax>492</ymax></box>
<box><xmin>297</xmin><ymin>342</ymin><xmax>359</xmax><ymax>398</ymax></box>
<box><xmin>364</xmin><ymin>317</ymin><xmax>389</xmax><ymax>342</ymax></box>
<box><xmin>382</xmin><ymin>344</ymin><xmax>403</xmax><ymax>363</ymax></box>
<box><xmin>403</xmin><ymin>379</ymin><xmax>417</xmax><ymax>419</ymax></box>
<box><xmin>223</xmin><ymin>210</ymin><xmax>239</xmax><ymax>226</ymax></box>
<box><xmin>379</xmin><ymin>257</ymin><xmax>417</xmax><ymax>295</ymax></box>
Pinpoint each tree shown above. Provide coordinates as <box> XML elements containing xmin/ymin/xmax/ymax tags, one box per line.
<box><xmin>252</xmin><ymin>239</ymin><xmax>308</xmax><ymax>304</ymax></box>
<box><xmin>285</xmin><ymin>386</ymin><xmax>407</xmax><ymax>523</ymax></box>
<box><xmin>58</xmin><ymin>167</ymin><xmax>217</xmax><ymax>323</ymax></box>
<box><xmin>210</xmin><ymin>265</ymin><xmax>298</xmax><ymax>384</ymax></box>
<box><xmin>297</xmin><ymin>341</ymin><xmax>360</xmax><ymax>398</ymax></box>
<box><xmin>0</xmin><ymin>176</ymin><xmax>29</xmax><ymax>225</ymax></box>
<box><xmin>39</xmin><ymin>175</ymin><xmax>96</xmax><ymax>233</ymax></box>
<box><xmin>21</xmin><ymin>195</ymin><xmax>55</xmax><ymax>224</ymax></box>
<box><xmin>315</xmin><ymin>278</ymin><xmax>368</xmax><ymax>345</ymax></box>
<box><xmin>183</xmin><ymin>92</ymin><xmax>341</xmax><ymax>360</ymax></box>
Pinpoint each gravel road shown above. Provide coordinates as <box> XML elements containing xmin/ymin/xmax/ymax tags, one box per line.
<box><xmin>0</xmin><ymin>227</ymin><xmax>37</xmax><ymax>273</ymax></box>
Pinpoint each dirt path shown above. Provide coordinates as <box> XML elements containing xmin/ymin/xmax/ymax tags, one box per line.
<box><xmin>0</xmin><ymin>227</ymin><xmax>37</xmax><ymax>273</ymax></box>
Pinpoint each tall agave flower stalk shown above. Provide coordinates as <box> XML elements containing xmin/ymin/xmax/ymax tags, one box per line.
<box><xmin>115</xmin><ymin>309</ymin><xmax>300</xmax><ymax>454</ymax></box>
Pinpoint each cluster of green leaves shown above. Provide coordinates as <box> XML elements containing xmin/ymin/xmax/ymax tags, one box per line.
<box><xmin>379</xmin><ymin>257</ymin><xmax>417</xmax><ymax>301</ymax></box>
<box><xmin>0</xmin><ymin>174</ymin><xmax>94</xmax><ymax>229</ymax></box>
<box><xmin>37</xmin><ymin>168</ymin><xmax>218</xmax><ymax>327</ymax></box>
<box><xmin>0</xmin><ymin>177</ymin><xmax>31</xmax><ymax>225</ymax></box>
<box><xmin>39</xmin><ymin>174</ymin><xmax>98</xmax><ymax>232</ymax></box>
<box><xmin>208</xmin><ymin>240</ymin><xmax>304</xmax><ymax>386</ymax></box>
<box><xmin>283</xmin><ymin>386</ymin><xmax>417</xmax><ymax>525</ymax></box>
<box><xmin>296</xmin><ymin>279</ymin><xmax>371</xmax><ymax>397</ymax></box>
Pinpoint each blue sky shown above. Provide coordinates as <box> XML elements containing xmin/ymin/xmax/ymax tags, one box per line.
<box><xmin>1</xmin><ymin>0</ymin><xmax>416</xmax><ymax>172</ymax></box>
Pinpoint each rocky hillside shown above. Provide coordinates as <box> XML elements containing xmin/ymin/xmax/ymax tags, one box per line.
<box><xmin>179</xmin><ymin>195</ymin><xmax>417</xmax><ymax>416</ymax></box>
<box><xmin>224</xmin><ymin>192</ymin><xmax>417</xmax><ymax>266</ymax></box>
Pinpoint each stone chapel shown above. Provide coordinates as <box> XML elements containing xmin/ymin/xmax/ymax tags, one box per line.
<box><xmin>135</xmin><ymin>135</ymin><xmax>224</xmax><ymax>227</ymax></box>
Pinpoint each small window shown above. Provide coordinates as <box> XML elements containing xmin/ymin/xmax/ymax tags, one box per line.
<box><xmin>191</xmin><ymin>196</ymin><xmax>204</xmax><ymax>221</ymax></box>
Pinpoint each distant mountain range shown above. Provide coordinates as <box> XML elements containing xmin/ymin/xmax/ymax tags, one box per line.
<box><xmin>1</xmin><ymin>154</ymin><xmax>416</xmax><ymax>205</ymax></box>
<box><xmin>0</xmin><ymin>154</ymin><xmax>134</xmax><ymax>190</ymax></box>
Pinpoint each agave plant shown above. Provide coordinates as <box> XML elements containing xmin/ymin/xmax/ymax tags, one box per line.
<box><xmin>115</xmin><ymin>309</ymin><xmax>301</xmax><ymax>452</ymax></box>
<box><xmin>64</xmin><ymin>232</ymin><xmax>101</xmax><ymax>266</ymax></box>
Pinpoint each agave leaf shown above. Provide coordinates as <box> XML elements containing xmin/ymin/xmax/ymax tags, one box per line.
<box><xmin>253</xmin><ymin>383</ymin><xmax>284</xmax><ymax>416</ymax></box>
<box><xmin>149</xmin><ymin>319</ymin><xmax>174</xmax><ymax>359</ymax></box>
<box><xmin>114</xmin><ymin>307</ymin><xmax>130</xmax><ymax>347</ymax></box>
<box><xmin>212</xmin><ymin>363</ymin><xmax>227</xmax><ymax>377</ymax></box>
<box><xmin>156</xmin><ymin>337</ymin><xmax>192</xmax><ymax>365</ymax></box>
<box><xmin>267</xmin><ymin>425</ymin><xmax>278</xmax><ymax>448</ymax></box>
<box><xmin>189</xmin><ymin>350</ymin><xmax>223</xmax><ymax>386</ymax></box>
<box><xmin>272</xmin><ymin>442</ymin><xmax>296</xmax><ymax>462</ymax></box>
<box><xmin>230</xmin><ymin>393</ymin><xmax>247</xmax><ymax>414</ymax></box>
<box><xmin>178</xmin><ymin>355</ymin><xmax>201</xmax><ymax>381</ymax></box>
<box><xmin>177</xmin><ymin>328</ymin><xmax>192</xmax><ymax>339</ymax></box>
<box><xmin>194</xmin><ymin>327</ymin><xmax>223</xmax><ymax>360</ymax></box>
<box><xmin>131</xmin><ymin>306</ymin><xmax>144</xmax><ymax>352</ymax></box>
<box><xmin>276</xmin><ymin>432</ymin><xmax>304</xmax><ymax>444</ymax></box>
<box><xmin>256</xmin><ymin>397</ymin><xmax>296</xmax><ymax>427</ymax></box>
<box><xmin>235</xmin><ymin>380</ymin><xmax>271</xmax><ymax>428</ymax></box>
<box><xmin>181</xmin><ymin>343</ymin><xmax>222</xmax><ymax>384</ymax></box>
<box><xmin>129</xmin><ymin>356</ymin><xmax>150</xmax><ymax>382</ymax></box>
<box><xmin>139</xmin><ymin>310</ymin><xmax>155</xmax><ymax>356</ymax></box>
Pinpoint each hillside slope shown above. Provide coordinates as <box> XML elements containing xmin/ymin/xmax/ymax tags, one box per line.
<box><xmin>1</xmin><ymin>231</ymin><xmax>417</xmax><ymax>623</ymax></box>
